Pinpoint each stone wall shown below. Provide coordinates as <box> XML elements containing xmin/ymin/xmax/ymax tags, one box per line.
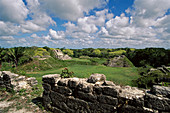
<box><xmin>42</xmin><ymin>74</ymin><xmax>170</xmax><ymax>113</ymax></box>
<box><xmin>0</xmin><ymin>71</ymin><xmax>38</xmax><ymax>92</ymax></box>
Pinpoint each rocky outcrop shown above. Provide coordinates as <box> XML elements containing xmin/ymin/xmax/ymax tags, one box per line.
<box><xmin>150</xmin><ymin>65</ymin><xmax>170</xmax><ymax>76</ymax></box>
<box><xmin>42</xmin><ymin>73</ymin><xmax>170</xmax><ymax>113</ymax></box>
<box><xmin>53</xmin><ymin>49</ymin><xmax>72</xmax><ymax>60</ymax></box>
<box><xmin>107</xmin><ymin>55</ymin><xmax>133</xmax><ymax>67</ymax></box>
<box><xmin>0</xmin><ymin>71</ymin><xmax>38</xmax><ymax>92</ymax></box>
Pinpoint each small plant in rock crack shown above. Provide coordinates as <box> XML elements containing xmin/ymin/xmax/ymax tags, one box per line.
<box><xmin>60</xmin><ymin>68</ymin><xmax>74</xmax><ymax>78</ymax></box>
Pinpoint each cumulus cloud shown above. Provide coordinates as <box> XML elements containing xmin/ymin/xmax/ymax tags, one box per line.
<box><xmin>0</xmin><ymin>0</ymin><xmax>55</xmax><ymax>36</ymax></box>
<box><xmin>0</xmin><ymin>0</ymin><xmax>169</xmax><ymax>49</ymax></box>
<box><xmin>131</xmin><ymin>0</ymin><xmax>170</xmax><ymax>27</ymax></box>
<box><xmin>0</xmin><ymin>36</ymin><xmax>14</xmax><ymax>41</ymax></box>
<box><xmin>21</xmin><ymin>0</ymin><xmax>56</xmax><ymax>33</ymax></box>
<box><xmin>40</xmin><ymin>0</ymin><xmax>108</xmax><ymax>21</ymax></box>
<box><xmin>0</xmin><ymin>0</ymin><xmax>28</xmax><ymax>23</ymax></box>
<box><xmin>0</xmin><ymin>21</ymin><xmax>20</xmax><ymax>36</ymax></box>
<box><xmin>49</xmin><ymin>29</ymin><xmax>65</xmax><ymax>40</ymax></box>
<box><xmin>96</xmin><ymin>0</ymin><xmax>170</xmax><ymax>48</ymax></box>
<box><xmin>63</xmin><ymin>9</ymin><xmax>113</xmax><ymax>38</ymax></box>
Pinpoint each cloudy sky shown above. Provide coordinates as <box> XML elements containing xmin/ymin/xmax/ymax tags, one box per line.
<box><xmin>0</xmin><ymin>0</ymin><xmax>170</xmax><ymax>48</ymax></box>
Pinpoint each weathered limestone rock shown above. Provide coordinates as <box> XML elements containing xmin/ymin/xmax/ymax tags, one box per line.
<box><xmin>107</xmin><ymin>55</ymin><xmax>132</xmax><ymax>67</ymax></box>
<box><xmin>52</xmin><ymin>86</ymin><xmax>72</xmax><ymax>96</ymax></box>
<box><xmin>0</xmin><ymin>71</ymin><xmax>38</xmax><ymax>92</ymax></box>
<box><xmin>26</xmin><ymin>77</ymin><xmax>38</xmax><ymax>87</ymax></box>
<box><xmin>145</xmin><ymin>93</ymin><xmax>170</xmax><ymax>112</ymax></box>
<box><xmin>145</xmin><ymin>93</ymin><xmax>170</xmax><ymax>111</ymax></box>
<box><xmin>151</xmin><ymin>85</ymin><xmax>170</xmax><ymax>98</ymax></box>
<box><xmin>102</xmin><ymin>86</ymin><xmax>119</xmax><ymax>97</ymax></box>
<box><xmin>42</xmin><ymin>74</ymin><xmax>61</xmax><ymax>84</ymax></box>
<box><xmin>2</xmin><ymin>71</ymin><xmax>19</xmax><ymax>80</ymax></box>
<box><xmin>97</xmin><ymin>95</ymin><xmax>118</xmax><ymax>105</ymax></box>
<box><xmin>77</xmin><ymin>80</ymin><xmax>94</xmax><ymax>93</ymax></box>
<box><xmin>0</xmin><ymin>72</ymin><xmax>3</xmax><ymax>86</ymax></box>
<box><xmin>68</xmin><ymin>77</ymin><xmax>80</xmax><ymax>88</ymax></box>
<box><xmin>120</xmin><ymin>85</ymin><xmax>145</xmax><ymax>99</ymax></box>
<box><xmin>77</xmin><ymin>91</ymin><xmax>97</xmax><ymax>102</ymax></box>
<box><xmin>103</xmin><ymin>80</ymin><xmax>115</xmax><ymax>86</ymax></box>
<box><xmin>14</xmin><ymin>80</ymin><xmax>31</xmax><ymax>91</ymax></box>
<box><xmin>57</xmin><ymin>78</ymin><xmax>69</xmax><ymax>86</ymax></box>
<box><xmin>53</xmin><ymin>49</ymin><xmax>72</xmax><ymax>60</ymax></box>
<box><xmin>88</xmin><ymin>102</ymin><xmax>117</xmax><ymax>113</ymax></box>
<box><xmin>87</xmin><ymin>73</ymin><xmax>106</xmax><ymax>85</ymax></box>
<box><xmin>42</xmin><ymin>74</ymin><xmax>170</xmax><ymax>113</ymax></box>
<box><xmin>66</xmin><ymin>97</ymin><xmax>90</xmax><ymax>112</ymax></box>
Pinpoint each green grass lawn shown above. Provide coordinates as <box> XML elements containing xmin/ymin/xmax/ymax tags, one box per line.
<box><xmin>67</xmin><ymin>58</ymin><xmax>91</xmax><ymax>62</ymax></box>
<box><xmin>26</xmin><ymin>64</ymin><xmax>140</xmax><ymax>86</ymax></box>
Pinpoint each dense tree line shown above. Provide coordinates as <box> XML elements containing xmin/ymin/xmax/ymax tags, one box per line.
<box><xmin>71</xmin><ymin>48</ymin><xmax>127</xmax><ymax>58</ymax></box>
<box><xmin>125</xmin><ymin>48</ymin><xmax>170</xmax><ymax>67</ymax></box>
<box><xmin>0</xmin><ymin>47</ymin><xmax>34</xmax><ymax>67</ymax></box>
<box><xmin>1</xmin><ymin>46</ymin><xmax>169</xmax><ymax>69</ymax></box>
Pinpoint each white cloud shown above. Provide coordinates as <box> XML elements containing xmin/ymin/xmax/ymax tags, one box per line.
<box><xmin>0</xmin><ymin>0</ymin><xmax>55</xmax><ymax>36</ymax></box>
<box><xmin>0</xmin><ymin>21</ymin><xmax>20</xmax><ymax>36</ymax></box>
<box><xmin>21</xmin><ymin>0</ymin><xmax>56</xmax><ymax>33</ymax></box>
<box><xmin>49</xmin><ymin>29</ymin><xmax>65</xmax><ymax>40</ymax></box>
<box><xmin>40</xmin><ymin>0</ymin><xmax>107</xmax><ymax>21</ymax></box>
<box><xmin>0</xmin><ymin>0</ymin><xmax>28</xmax><ymax>23</ymax></box>
<box><xmin>0</xmin><ymin>36</ymin><xmax>14</xmax><ymax>41</ymax></box>
<box><xmin>131</xmin><ymin>0</ymin><xmax>170</xmax><ymax>27</ymax></box>
<box><xmin>21</xmin><ymin>21</ymin><xmax>46</xmax><ymax>33</ymax></box>
<box><xmin>63</xmin><ymin>9</ymin><xmax>114</xmax><ymax>39</ymax></box>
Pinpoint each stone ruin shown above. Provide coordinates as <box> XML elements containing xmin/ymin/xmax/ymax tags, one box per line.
<box><xmin>53</xmin><ymin>49</ymin><xmax>72</xmax><ymax>60</ymax></box>
<box><xmin>0</xmin><ymin>71</ymin><xmax>38</xmax><ymax>92</ymax></box>
<box><xmin>42</xmin><ymin>73</ymin><xmax>170</xmax><ymax>113</ymax></box>
<box><xmin>107</xmin><ymin>55</ymin><xmax>132</xmax><ymax>67</ymax></box>
<box><xmin>149</xmin><ymin>65</ymin><xmax>170</xmax><ymax>76</ymax></box>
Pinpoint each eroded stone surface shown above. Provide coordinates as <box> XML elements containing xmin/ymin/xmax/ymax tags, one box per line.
<box><xmin>151</xmin><ymin>85</ymin><xmax>170</xmax><ymax>98</ymax></box>
<box><xmin>0</xmin><ymin>71</ymin><xmax>38</xmax><ymax>92</ymax></box>
<box><xmin>42</xmin><ymin>74</ymin><xmax>170</xmax><ymax>113</ymax></box>
<box><xmin>87</xmin><ymin>73</ymin><xmax>106</xmax><ymax>84</ymax></box>
<box><xmin>42</xmin><ymin>74</ymin><xmax>61</xmax><ymax>84</ymax></box>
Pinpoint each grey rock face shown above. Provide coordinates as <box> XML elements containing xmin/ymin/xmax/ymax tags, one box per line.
<box><xmin>151</xmin><ymin>85</ymin><xmax>170</xmax><ymax>98</ymax></box>
<box><xmin>42</xmin><ymin>74</ymin><xmax>61</xmax><ymax>84</ymax></box>
<box><xmin>0</xmin><ymin>71</ymin><xmax>38</xmax><ymax>92</ymax></box>
<box><xmin>107</xmin><ymin>55</ymin><xmax>132</xmax><ymax>67</ymax></box>
<box><xmin>87</xmin><ymin>73</ymin><xmax>106</xmax><ymax>84</ymax></box>
<box><xmin>145</xmin><ymin>93</ymin><xmax>170</xmax><ymax>111</ymax></box>
<box><xmin>42</xmin><ymin>73</ymin><xmax>170</xmax><ymax>113</ymax></box>
<box><xmin>53</xmin><ymin>49</ymin><xmax>72</xmax><ymax>60</ymax></box>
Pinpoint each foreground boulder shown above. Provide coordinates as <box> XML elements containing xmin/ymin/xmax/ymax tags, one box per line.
<box><xmin>0</xmin><ymin>71</ymin><xmax>38</xmax><ymax>92</ymax></box>
<box><xmin>42</xmin><ymin>73</ymin><xmax>170</xmax><ymax>113</ymax></box>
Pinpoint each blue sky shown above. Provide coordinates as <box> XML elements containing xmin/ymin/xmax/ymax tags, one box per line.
<box><xmin>0</xmin><ymin>0</ymin><xmax>169</xmax><ymax>48</ymax></box>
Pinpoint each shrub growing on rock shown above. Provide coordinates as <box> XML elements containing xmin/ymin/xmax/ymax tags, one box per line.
<box><xmin>60</xmin><ymin>68</ymin><xmax>74</xmax><ymax>78</ymax></box>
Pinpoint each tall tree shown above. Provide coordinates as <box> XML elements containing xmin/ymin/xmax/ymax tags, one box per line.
<box><xmin>3</xmin><ymin>47</ymin><xmax>32</xmax><ymax>67</ymax></box>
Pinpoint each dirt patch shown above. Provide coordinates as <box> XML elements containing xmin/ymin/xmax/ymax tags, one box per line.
<box><xmin>0</xmin><ymin>90</ymin><xmax>47</xmax><ymax>113</ymax></box>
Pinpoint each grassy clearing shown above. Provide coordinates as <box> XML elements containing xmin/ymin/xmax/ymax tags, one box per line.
<box><xmin>26</xmin><ymin>64</ymin><xmax>139</xmax><ymax>86</ymax></box>
<box><xmin>67</xmin><ymin>58</ymin><xmax>91</xmax><ymax>62</ymax></box>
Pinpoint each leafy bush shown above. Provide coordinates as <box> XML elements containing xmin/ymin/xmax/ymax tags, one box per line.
<box><xmin>90</xmin><ymin>58</ymin><xmax>99</xmax><ymax>65</ymax></box>
<box><xmin>60</xmin><ymin>68</ymin><xmax>74</xmax><ymax>78</ymax></box>
<box><xmin>0</xmin><ymin>62</ymin><xmax>13</xmax><ymax>71</ymax></box>
<box><xmin>62</xmin><ymin>49</ymin><xmax>74</xmax><ymax>56</ymax></box>
<box><xmin>109</xmin><ymin>50</ymin><xmax>126</xmax><ymax>57</ymax></box>
<box><xmin>134</xmin><ymin>69</ymin><xmax>169</xmax><ymax>88</ymax></box>
<box><xmin>34</xmin><ymin>48</ymin><xmax>50</xmax><ymax>57</ymax></box>
<box><xmin>79</xmin><ymin>56</ymin><xmax>90</xmax><ymax>59</ymax></box>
